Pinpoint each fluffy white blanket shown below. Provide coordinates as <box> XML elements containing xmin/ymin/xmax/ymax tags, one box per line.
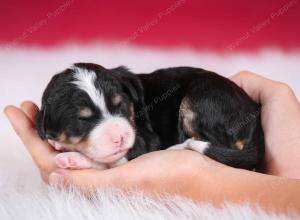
<box><xmin>0</xmin><ymin>45</ymin><xmax>299</xmax><ymax>219</ymax></box>
<box><xmin>0</xmin><ymin>182</ymin><xmax>297</xmax><ymax>219</ymax></box>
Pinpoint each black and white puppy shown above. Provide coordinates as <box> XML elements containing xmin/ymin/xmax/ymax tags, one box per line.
<box><xmin>36</xmin><ymin>63</ymin><xmax>264</xmax><ymax>170</ymax></box>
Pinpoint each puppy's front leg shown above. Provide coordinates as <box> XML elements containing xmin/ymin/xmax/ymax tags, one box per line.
<box><xmin>167</xmin><ymin>138</ymin><xmax>195</xmax><ymax>150</ymax></box>
<box><xmin>54</xmin><ymin>152</ymin><xmax>108</xmax><ymax>170</ymax></box>
<box><xmin>167</xmin><ymin>138</ymin><xmax>210</xmax><ymax>154</ymax></box>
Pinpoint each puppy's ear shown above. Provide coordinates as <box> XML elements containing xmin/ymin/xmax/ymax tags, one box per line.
<box><xmin>36</xmin><ymin>106</ymin><xmax>47</xmax><ymax>139</ymax></box>
<box><xmin>36</xmin><ymin>68</ymin><xmax>74</xmax><ymax>140</ymax></box>
<box><xmin>114</xmin><ymin>66</ymin><xmax>141</xmax><ymax>103</ymax></box>
<box><xmin>122</xmin><ymin>80</ymin><xmax>139</xmax><ymax>103</ymax></box>
<box><xmin>114</xmin><ymin>66</ymin><xmax>162</xmax><ymax>151</ymax></box>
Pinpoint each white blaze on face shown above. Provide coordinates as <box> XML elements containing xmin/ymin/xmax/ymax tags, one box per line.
<box><xmin>71</xmin><ymin>66</ymin><xmax>135</xmax><ymax>163</ymax></box>
<box><xmin>71</xmin><ymin>67</ymin><xmax>109</xmax><ymax>117</ymax></box>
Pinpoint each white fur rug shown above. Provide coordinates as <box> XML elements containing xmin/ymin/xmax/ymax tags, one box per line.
<box><xmin>0</xmin><ymin>182</ymin><xmax>297</xmax><ymax>220</ymax></box>
<box><xmin>0</xmin><ymin>44</ymin><xmax>299</xmax><ymax>219</ymax></box>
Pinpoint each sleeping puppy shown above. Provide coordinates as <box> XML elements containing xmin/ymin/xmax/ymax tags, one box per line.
<box><xmin>36</xmin><ymin>63</ymin><xmax>264</xmax><ymax>170</ymax></box>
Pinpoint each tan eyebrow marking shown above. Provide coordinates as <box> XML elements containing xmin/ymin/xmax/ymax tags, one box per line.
<box><xmin>71</xmin><ymin>66</ymin><xmax>111</xmax><ymax>118</ymax></box>
<box><xmin>79</xmin><ymin>107</ymin><xmax>93</xmax><ymax>118</ymax></box>
<box><xmin>112</xmin><ymin>95</ymin><xmax>123</xmax><ymax>105</ymax></box>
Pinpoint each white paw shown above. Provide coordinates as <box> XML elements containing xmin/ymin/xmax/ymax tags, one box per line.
<box><xmin>167</xmin><ymin>138</ymin><xmax>194</xmax><ymax>150</ymax></box>
<box><xmin>167</xmin><ymin>144</ymin><xmax>186</xmax><ymax>150</ymax></box>
<box><xmin>54</xmin><ymin>152</ymin><xmax>93</xmax><ymax>169</ymax></box>
<box><xmin>186</xmin><ymin>140</ymin><xmax>210</xmax><ymax>154</ymax></box>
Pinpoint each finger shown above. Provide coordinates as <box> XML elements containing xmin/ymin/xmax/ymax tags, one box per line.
<box><xmin>4</xmin><ymin>105</ymin><xmax>57</xmax><ymax>170</ymax></box>
<box><xmin>5</xmin><ymin>105</ymin><xmax>40</xmax><ymax>144</ymax></box>
<box><xmin>230</xmin><ymin>71</ymin><xmax>278</xmax><ymax>103</ymax></box>
<box><xmin>20</xmin><ymin>101</ymin><xmax>39</xmax><ymax>124</ymax></box>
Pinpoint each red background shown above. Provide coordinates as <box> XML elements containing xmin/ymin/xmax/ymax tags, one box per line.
<box><xmin>1</xmin><ymin>0</ymin><xmax>300</xmax><ymax>51</ymax></box>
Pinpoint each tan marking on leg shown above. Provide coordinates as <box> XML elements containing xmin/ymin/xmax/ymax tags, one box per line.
<box><xmin>233</xmin><ymin>139</ymin><xmax>245</xmax><ymax>150</ymax></box>
<box><xmin>179</xmin><ymin>96</ymin><xmax>199</xmax><ymax>139</ymax></box>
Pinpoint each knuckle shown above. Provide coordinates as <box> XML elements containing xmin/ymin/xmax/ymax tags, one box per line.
<box><xmin>236</xmin><ymin>71</ymin><xmax>255</xmax><ymax>78</ymax></box>
<box><xmin>275</xmin><ymin>82</ymin><xmax>294</xmax><ymax>96</ymax></box>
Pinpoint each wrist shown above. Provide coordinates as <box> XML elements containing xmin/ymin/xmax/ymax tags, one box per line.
<box><xmin>264</xmin><ymin>142</ymin><xmax>300</xmax><ymax>178</ymax></box>
<box><xmin>160</xmin><ymin>153</ymin><xmax>229</xmax><ymax>200</ymax></box>
<box><xmin>125</xmin><ymin>151</ymin><xmax>219</xmax><ymax>196</ymax></box>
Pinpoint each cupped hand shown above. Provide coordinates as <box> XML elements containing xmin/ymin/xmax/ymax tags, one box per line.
<box><xmin>4</xmin><ymin>71</ymin><xmax>300</xmax><ymax>197</ymax></box>
<box><xmin>230</xmin><ymin>71</ymin><xmax>300</xmax><ymax>178</ymax></box>
<box><xmin>4</xmin><ymin>102</ymin><xmax>219</xmax><ymax>194</ymax></box>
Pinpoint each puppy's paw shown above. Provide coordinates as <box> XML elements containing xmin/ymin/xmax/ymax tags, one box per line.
<box><xmin>167</xmin><ymin>138</ymin><xmax>194</xmax><ymax>150</ymax></box>
<box><xmin>167</xmin><ymin>138</ymin><xmax>210</xmax><ymax>154</ymax></box>
<box><xmin>54</xmin><ymin>152</ymin><xmax>93</xmax><ymax>169</ymax></box>
<box><xmin>186</xmin><ymin>140</ymin><xmax>210</xmax><ymax>154</ymax></box>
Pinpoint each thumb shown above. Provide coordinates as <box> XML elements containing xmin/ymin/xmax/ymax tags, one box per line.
<box><xmin>230</xmin><ymin>71</ymin><xmax>279</xmax><ymax>103</ymax></box>
<box><xmin>20</xmin><ymin>101</ymin><xmax>39</xmax><ymax>124</ymax></box>
<box><xmin>49</xmin><ymin>168</ymin><xmax>120</xmax><ymax>190</ymax></box>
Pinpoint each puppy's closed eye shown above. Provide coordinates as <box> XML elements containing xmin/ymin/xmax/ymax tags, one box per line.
<box><xmin>79</xmin><ymin>107</ymin><xmax>93</xmax><ymax>118</ymax></box>
<box><xmin>112</xmin><ymin>95</ymin><xmax>123</xmax><ymax>106</ymax></box>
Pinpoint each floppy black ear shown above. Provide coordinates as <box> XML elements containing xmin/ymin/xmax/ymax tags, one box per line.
<box><xmin>114</xmin><ymin>67</ymin><xmax>161</xmax><ymax>152</ymax></box>
<box><xmin>36</xmin><ymin>106</ymin><xmax>47</xmax><ymax>139</ymax></box>
<box><xmin>122</xmin><ymin>78</ymin><xmax>140</xmax><ymax>103</ymax></box>
<box><xmin>35</xmin><ymin>70</ymin><xmax>70</xmax><ymax>139</ymax></box>
<box><xmin>114</xmin><ymin>66</ymin><xmax>142</xmax><ymax>104</ymax></box>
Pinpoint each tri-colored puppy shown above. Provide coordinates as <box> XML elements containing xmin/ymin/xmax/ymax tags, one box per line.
<box><xmin>36</xmin><ymin>63</ymin><xmax>264</xmax><ymax>170</ymax></box>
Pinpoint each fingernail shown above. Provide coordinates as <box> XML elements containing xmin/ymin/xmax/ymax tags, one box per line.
<box><xmin>3</xmin><ymin>107</ymin><xmax>9</xmax><ymax>116</ymax></box>
<box><xmin>49</xmin><ymin>171</ymin><xmax>65</xmax><ymax>186</ymax></box>
<box><xmin>3</xmin><ymin>105</ymin><xmax>13</xmax><ymax>114</ymax></box>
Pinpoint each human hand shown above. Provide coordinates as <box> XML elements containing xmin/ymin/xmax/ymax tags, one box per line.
<box><xmin>230</xmin><ymin>71</ymin><xmax>300</xmax><ymax>178</ymax></box>
<box><xmin>4</xmin><ymin>101</ymin><xmax>219</xmax><ymax>194</ymax></box>
<box><xmin>4</xmin><ymin>81</ymin><xmax>300</xmax><ymax>211</ymax></box>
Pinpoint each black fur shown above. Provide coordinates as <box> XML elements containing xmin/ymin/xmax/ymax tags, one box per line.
<box><xmin>37</xmin><ymin>63</ymin><xmax>265</xmax><ymax>170</ymax></box>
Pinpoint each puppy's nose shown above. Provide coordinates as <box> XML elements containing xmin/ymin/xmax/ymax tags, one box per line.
<box><xmin>111</xmin><ymin>135</ymin><xmax>124</xmax><ymax>146</ymax></box>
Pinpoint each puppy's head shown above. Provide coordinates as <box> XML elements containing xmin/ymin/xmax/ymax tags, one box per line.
<box><xmin>37</xmin><ymin>63</ymin><xmax>138</xmax><ymax>164</ymax></box>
